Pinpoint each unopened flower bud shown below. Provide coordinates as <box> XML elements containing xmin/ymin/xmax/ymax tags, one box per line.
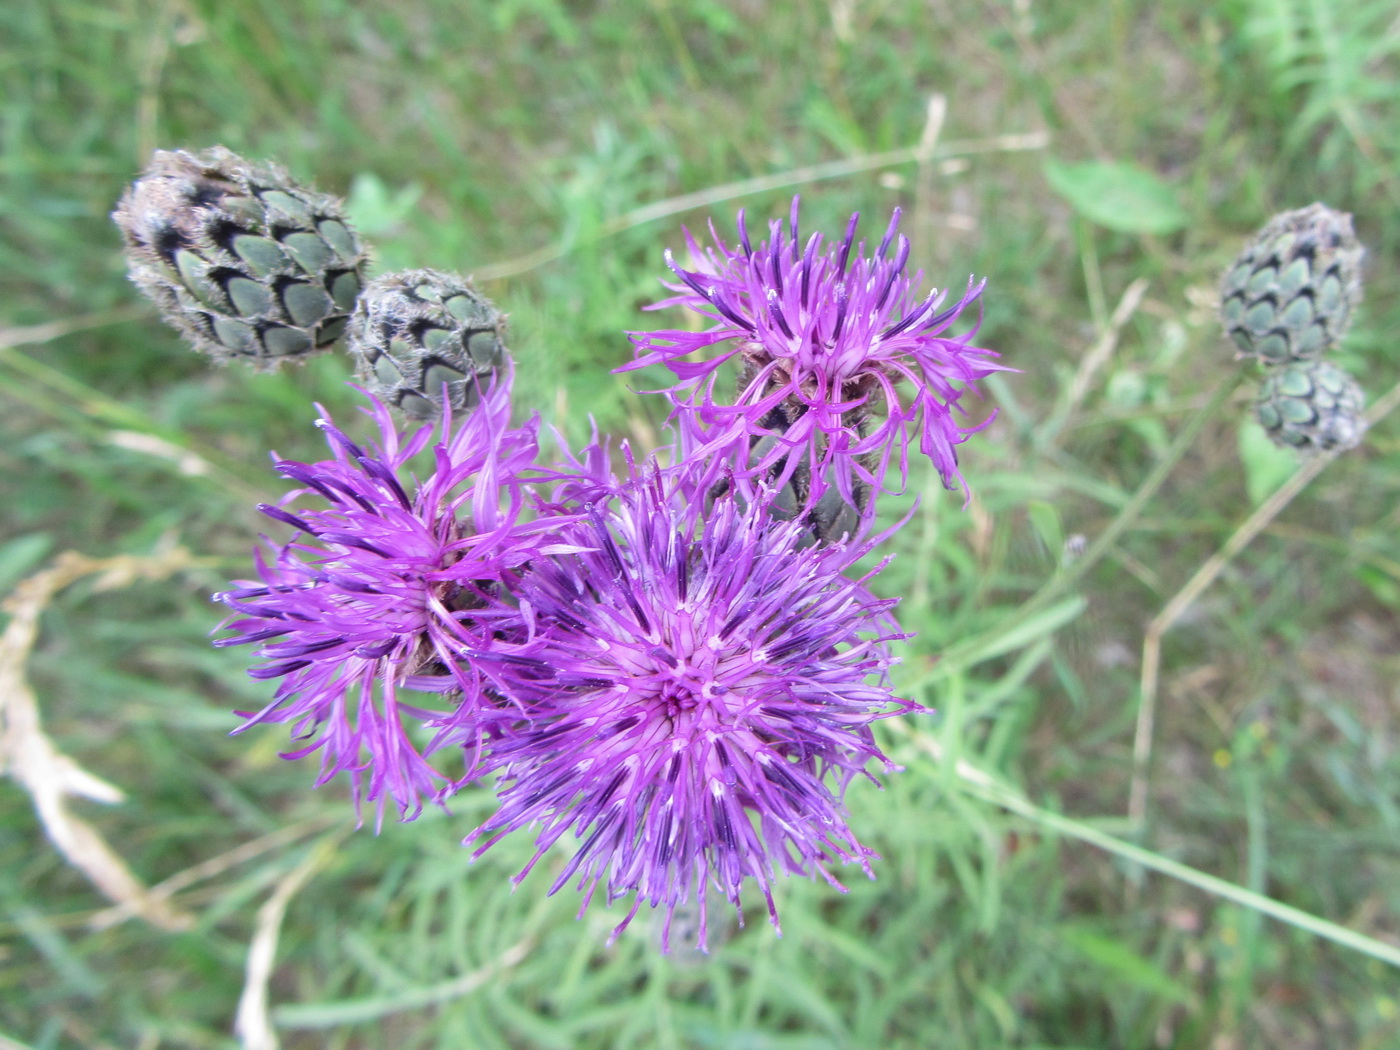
<box><xmin>114</xmin><ymin>147</ymin><xmax>368</xmax><ymax>367</ymax></box>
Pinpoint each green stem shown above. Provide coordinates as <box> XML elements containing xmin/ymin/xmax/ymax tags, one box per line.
<box><xmin>981</xmin><ymin>778</ymin><xmax>1400</xmax><ymax>968</ymax></box>
<box><xmin>896</xmin><ymin>725</ymin><xmax>1400</xmax><ymax>969</ymax></box>
<box><xmin>0</xmin><ymin>344</ymin><xmax>266</xmax><ymax>500</ymax></box>
<box><xmin>940</xmin><ymin>367</ymin><xmax>1246</xmax><ymax>671</ymax></box>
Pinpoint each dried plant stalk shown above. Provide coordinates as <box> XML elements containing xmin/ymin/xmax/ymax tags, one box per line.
<box><xmin>235</xmin><ymin>835</ymin><xmax>343</xmax><ymax>1050</ymax></box>
<box><xmin>0</xmin><ymin>546</ymin><xmax>205</xmax><ymax>932</ymax></box>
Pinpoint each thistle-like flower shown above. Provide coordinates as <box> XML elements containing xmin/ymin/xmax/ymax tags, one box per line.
<box><xmin>624</xmin><ymin>198</ymin><xmax>999</xmax><ymax>511</ymax></box>
<box><xmin>214</xmin><ymin>374</ymin><xmax>547</xmax><ymax>820</ymax></box>
<box><xmin>464</xmin><ymin>463</ymin><xmax>914</xmax><ymax>950</ymax></box>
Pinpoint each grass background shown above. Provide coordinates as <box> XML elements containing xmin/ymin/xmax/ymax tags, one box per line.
<box><xmin>3</xmin><ymin>0</ymin><xmax>1400</xmax><ymax>1046</ymax></box>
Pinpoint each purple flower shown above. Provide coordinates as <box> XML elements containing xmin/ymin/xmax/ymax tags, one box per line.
<box><xmin>215</xmin><ymin>376</ymin><xmax>547</xmax><ymax>822</ymax></box>
<box><xmin>464</xmin><ymin>463</ymin><xmax>914</xmax><ymax>951</ymax></box>
<box><xmin>624</xmin><ymin>198</ymin><xmax>1000</xmax><ymax>505</ymax></box>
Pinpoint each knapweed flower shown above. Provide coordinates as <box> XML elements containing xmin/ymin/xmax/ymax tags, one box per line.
<box><xmin>625</xmin><ymin>198</ymin><xmax>1000</xmax><ymax>509</ymax></box>
<box><xmin>215</xmin><ymin>374</ymin><xmax>547</xmax><ymax>821</ymax></box>
<box><xmin>464</xmin><ymin>463</ymin><xmax>914</xmax><ymax>951</ymax></box>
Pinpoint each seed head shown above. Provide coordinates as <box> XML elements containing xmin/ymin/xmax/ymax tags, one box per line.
<box><xmin>1255</xmin><ymin>360</ymin><xmax>1367</xmax><ymax>455</ymax></box>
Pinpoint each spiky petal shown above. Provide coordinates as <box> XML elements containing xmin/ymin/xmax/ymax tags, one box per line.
<box><xmin>623</xmin><ymin>198</ymin><xmax>1000</xmax><ymax>509</ymax></box>
<box><xmin>463</xmin><ymin>464</ymin><xmax>915</xmax><ymax>950</ymax></box>
<box><xmin>214</xmin><ymin>373</ymin><xmax>548</xmax><ymax>821</ymax></box>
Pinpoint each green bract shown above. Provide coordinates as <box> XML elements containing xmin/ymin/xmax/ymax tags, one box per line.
<box><xmin>1220</xmin><ymin>203</ymin><xmax>1363</xmax><ymax>364</ymax></box>
<box><xmin>1255</xmin><ymin>360</ymin><xmax>1366</xmax><ymax>455</ymax></box>
<box><xmin>347</xmin><ymin>269</ymin><xmax>508</xmax><ymax>419</ymax></box>
<box><xmin>114</xmin><ymin>147</ymin><xmax>369</xmax><ymax>367</ymax></box>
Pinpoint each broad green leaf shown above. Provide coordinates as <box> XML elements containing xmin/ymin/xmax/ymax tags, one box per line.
<box><xmin>1044</xmin><ymin>159</ymin><xmax>1188</xmax><ymax>234</ymax></box>
<box><xmin>1238</xmin><ymin>419</ymin><xmax>1299</xmax><ymax>505</ymax></box>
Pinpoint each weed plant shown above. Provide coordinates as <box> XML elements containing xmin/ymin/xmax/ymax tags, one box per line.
<box><xmin>2</xmin><ymin>1</ymin><xmax>1399</xmax><ymax>1047</ymax></box>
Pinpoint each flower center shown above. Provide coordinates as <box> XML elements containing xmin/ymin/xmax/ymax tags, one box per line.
<box><xmin>642</xmin><ymin>623</ymin><xmax>733</xmax><ymax>727</ymax></box>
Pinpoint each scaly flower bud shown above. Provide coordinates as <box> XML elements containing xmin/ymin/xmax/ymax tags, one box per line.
<box><xmin>1255</xmin><ymin>359</ymin><xmax>1366</xmax><ymax>455</ymax></box>
<box><xmin>347</xmin><ymin>269</ymin><xmax>509</xmax><ymax>420</ymax></box>
<box><xmin>114</xmin><ymin>147</ymin><xmax>368</xmax><ymax>367</ymax></box>
<box><xmin>1220</xmin><ymin>203</ymin><xmax>1363</xmax><ymax>364</ymax></box>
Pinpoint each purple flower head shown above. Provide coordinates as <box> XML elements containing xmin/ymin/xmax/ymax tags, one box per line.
<box><xmin>215</xmin><ymin>373</ymin><xmax>547</xmax><ymax>822</ymax></box>
<box><xmin>464</xmin><ymin>463</ymin><xmax>915</xmax><ymax>951</ymax></box>
<box><xmin>624</xmin><ymin>197</ymin><xmax>1001</xmax><ymax>506</ymax></box>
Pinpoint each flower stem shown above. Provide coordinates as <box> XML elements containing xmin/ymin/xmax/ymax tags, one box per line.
<box><xmin>1129</xmin><ymin>374</ymin><xmax>1400</xmax><ymax>826</ymax></box>
<box><xmin>938</xmin><ymin>366</ymin><xmax>1248</xmax><ymax>676</ymax></box>
<box><xmin>895</xmin><ymin>723</ymin><xmax>1400</xmax><ymax>969</ymax></box>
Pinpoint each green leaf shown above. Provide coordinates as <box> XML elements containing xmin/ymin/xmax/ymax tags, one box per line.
<box><xmin>1238</xmin><ymin>419</ymin><xmax>1299</xmax><ymax>505</ymax></box>
<box><xmin>954</xmin><ymin>596</ymin><xmax>1088</xmax><ymax>670</ymax></box>
<box><xmin>1044</xmin><ymin>159</ymin><xmax>1188</xmax><ymax>234</ymax></box>
<box><xmin>1353</xmin><ymin>564</ymin><xmax>1400</xmax><ymax>608</ymax></box>
<box><xmin>344</xmin><ymin>173</ymin><xmax>424</xmax><ymax>239</ymax></box>
<box><xmin>8</xmin><ymin>904</ymin><xmax>104</xmax><ymax>998</ymax></box>
<box><xmin>0</xmin><ymin>532</ymin><xmax>52</xmax><ymax>595</ymax></box>
<box><xmin>1026</xmin><ymin>500</ymin><xmax>1064</xmax><ymax>560</ymax></box>
<box><xmin>947</xmin><ymin>759</ymin><xmax>1400</xmax><ymax>969</ymax></box>
<box><xmin>1059</xmin><ymin>925</ymin><xmax>1195</xmax><ymax>1004</ymax></box>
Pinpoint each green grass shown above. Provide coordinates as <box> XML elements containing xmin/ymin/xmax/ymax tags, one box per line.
<box><xmin>4</xmin><ymin>0</ymin><xmax>1400</xmax><ymax>1046</ymax></box>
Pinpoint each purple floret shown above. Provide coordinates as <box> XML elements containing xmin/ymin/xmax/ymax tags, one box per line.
<box><xmin>209</xmin><ymin>194</ymin><xmax>998</xmax><ymax>951</ymax></box>
<box><xmin>214</xmin><ymin>374</ymin><xmax>549</xmax><ymax>822</ymax></box>
<box><xmin>463</xmin><ymin>463</ymin><xmax>916</xmax><ymax>950</ymax></box>
<box><xmin>624</xmin><ymin>197</ymin><xmax>1001</xmax><ymax>505</ymax></box>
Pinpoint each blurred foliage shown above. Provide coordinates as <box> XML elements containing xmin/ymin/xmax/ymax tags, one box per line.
<box><xmin>3</xmin><ymin>0</ymin><xmax>1400</xmax><ymax>1047</ymax></box>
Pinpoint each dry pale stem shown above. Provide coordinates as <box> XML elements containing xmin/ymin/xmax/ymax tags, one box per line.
<box><xmin>0</xmin><ymin>546</ymin><xmax>205</xmax><ymax>932</ymax></box>
<box><xmin>235</xmin><ymin>834</ymin><xmax>344</xmax><ymax>1050</ymax></box>
<box><xmin>1129</xmin><ymin>377</ymin><xmax>1400</xmax><ymax>827</ymax></box>
<box><xmin>0</xmin><ymin>308</ymin><xmax>146</xmax><ymax>352</ymax></box>
<box><xmin>474</xmin><ymin>126</ymin><xmax>1049</xmax><ymax>282</ymax></box>
<box><xmin>1042</xmin><ymin>276</ymin><xmax>1151</xmax><ymax>446</ymax></box>
<box><xmin>273</xmin><ymin>934</ymin><xmax>538</xmax><ymax>1029</ymax></box>
<box><xmin>912</xmin><ymin>92</ymin><xmax>949</xmax><ymax>242</ymax></box>
<box><xmin>89</xmin><ymin>818</ymin><xmax>333</xmax><ymax>932</ymax></box>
